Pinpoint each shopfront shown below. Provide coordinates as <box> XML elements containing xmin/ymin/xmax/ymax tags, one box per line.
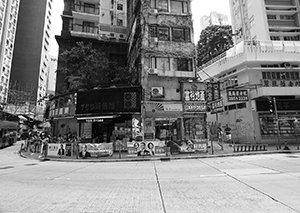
<box><xmin>75</xmin><ymin>86</ymin><xmax>142</xmax><ymax>149</ymax></box>
<box><xmin>256</xmin><ymin>99</ymin><xmax>300</xmax><ymax>142</ymax></box>
<box><xmin>143</xmin><ymin>101</ymin><xmax>184</xmax><ymax>142</ymax></box>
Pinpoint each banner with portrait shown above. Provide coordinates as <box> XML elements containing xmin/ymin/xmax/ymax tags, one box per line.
<box><xmin>79</xmin><ymin>143</ymin><xmax>114</xmax><ymax>157</ymax></box>
<box><xmin>127</xmin><ymin>141</ymin><xmax>166</xmax><ymax>157</ymax></box>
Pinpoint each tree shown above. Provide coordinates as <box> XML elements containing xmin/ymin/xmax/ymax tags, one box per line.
<box><xmin>196</xmin><ymin>25</ymin><xmax>233</xmax><ymax>67</ymax></box>
<box><xmin>56</xmin><ymin>42</ymin><xmax>135</xmax><ymax>94</ymax></box>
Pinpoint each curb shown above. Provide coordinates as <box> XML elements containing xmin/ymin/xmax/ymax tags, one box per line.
<box><xmin>19</xmin><ymin>149</ymin><xmax>300</xmax><ymax>163</ymax></box>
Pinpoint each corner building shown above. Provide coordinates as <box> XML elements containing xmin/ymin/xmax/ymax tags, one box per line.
<box><xmin>127</xmin><ymin>0</ymin><xmax>205</xmax><ymax>142</ymax></box>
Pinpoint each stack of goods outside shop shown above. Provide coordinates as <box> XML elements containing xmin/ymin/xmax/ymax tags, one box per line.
<box><xmin>47</xmin><ymin>84</ymin><xmax>209</xmax><ymax>159</ymax></box>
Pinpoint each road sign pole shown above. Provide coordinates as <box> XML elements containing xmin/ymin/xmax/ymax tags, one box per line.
<box><xmin>273</xmin><ymin>97</ymin><xmax>281</xmax><ymax>149</ymax></box>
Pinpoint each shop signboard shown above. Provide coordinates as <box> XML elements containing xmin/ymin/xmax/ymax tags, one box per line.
<box><xmin>81</xmin><ymin>123</ymin><xmax>92</xmax><ymax>139</ymax></box>
<box><xmin>127</xmin><ymin>141</ymin><xmax>166</xmax><ymax>157</ymax></box>
<box><xmin>182</xmin><ymin>82</ymin><xmax>207</xmax><ymax>113</ymax></box>
<box><xmin>205</xmin><ymin>81</ymin><xmax>220</xmax><ymax>102</ymax></box>
<box><xmin>76</xmin><ymin>86</ymin><xmax>142</xmax><ymax>115</ymax></box>
<box><xmin>227</xmin><ymin>89</ymin><xmax>248</xmax><ymax>102</ymax></box>
<box><xmin>183</xmin><ymin>102</ymin><xmax>207</xmax><ymax>112</ymax></box>
<box><xmin>208</xmin><ymin>98</ymin><xmax>223</xmax><ymax>113</ymax></box>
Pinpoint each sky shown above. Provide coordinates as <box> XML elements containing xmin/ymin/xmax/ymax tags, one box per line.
<box><xmin>50</xmin><ymin>0</ymin><xmax>231</xmax><ymax>56</ymax></box>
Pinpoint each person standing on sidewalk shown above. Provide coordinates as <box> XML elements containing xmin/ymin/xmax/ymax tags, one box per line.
<box><xmin>73</xmin><ymin>137</ymin><xmax>80</xmax><ymax>159</ymax></box>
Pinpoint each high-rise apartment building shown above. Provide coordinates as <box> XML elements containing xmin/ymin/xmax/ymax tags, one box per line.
<box><xmin>9</xmin><ymin>0</ymin><xmax>53</xmax><ymax>119</ymax></box>
<box><xmin>229</xmin><ymin>0</ymin><xmax>300</xmax><ymax>43</ymax></box>
<box><xmin>0</xmin><ymin>0</ymin><xmax>20</xmax><ymax>104</ymax></box>
<box><xmin>200</xmin><ymin>11</ymin><xmax>229</xmax><ymax>31</ymax></box>
<box><xmin>56</xmin><ymin>0</ymin><xmax>128</xmax><ymax>94</ymax></box>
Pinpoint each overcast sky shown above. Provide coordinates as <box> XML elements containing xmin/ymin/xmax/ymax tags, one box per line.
<box><xmin>50</xmin><ymin>0</ymin><xmax>232</xmax><ymax>56</ymax></box>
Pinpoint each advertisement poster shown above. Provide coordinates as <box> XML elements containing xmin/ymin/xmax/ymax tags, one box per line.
<box><xmin>81</xmin><ymin>123</ymin><xmax>92</xmax><ymax>139</ymax></box>
<box><xmin>79</xmin><ymin>143</ymin><xmax>114</xmax><ymax>157</ymax></box>
<box><xmin>177</xmin><ymin>139</ymin><xmax>208</xmax><ymax>153</ymax></box>
<box><xmin>47</xmin><ymin>143</ymin><xmax>63</xmax><ymax>156</ymax></box>
<box><xmin>127</xmin><ymin>141</ymin><xmax>166</xmax><ymax>157</ymax></box>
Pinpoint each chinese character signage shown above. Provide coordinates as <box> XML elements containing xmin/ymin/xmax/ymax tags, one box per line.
<box><xmin>261</xmin><ymin>79</ymin><xmax>300</xmax><ymax>87</ymax></box>
<box><xmin>205</xmin><ymin>81</ymin><xmax>220</xmax><ymax>102</ymax></box>
<box><xmin>182</xmin><ymin>82</ymin><xmax>207</xmax><ymax>113</ymax></box>
<box><xmin>227</xmin><ymin>90</ymin><xmax>249</xmax><ymax>102</ymax></box>
<box><xmin>208</xmin><ymin>99</ymin><xmax>223</xmax><ymax>113</ymax></box>
<box><xmin>184</xmin><ymin>102</ymin><xmax>207</xmax><ymax>112</ymax></box>
<box><xmin>76</xmin><ymin>86</ymin><xmax>141</xmax><ymax>115</ymax></box>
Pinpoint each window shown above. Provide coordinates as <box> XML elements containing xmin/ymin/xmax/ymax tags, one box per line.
<box><xmin>284</xmin><ymin>36</ymin><xmax>299</xmax><ymax>41</ymax></box>
<box><xmin>176</xmin><ymin>58</ymin><xmax>192</xmax><ymax>71</ymax></box>
<box><xmin>150</xmin><ymin>0</ymin><xmax>168</xmax><ymax>12</ymax></box>
<box><xmin>117</xmin><ymin>19</ymin><xmax>123</xmax><ymax>26</ymax></box>
<box><xmin>280</xmin><ymin>15</ymin><xmax>293</xmax><ymax>20</ymax></box>
<box><xmin>267</xmin><ymin>14</ymin><xmax>276</xmax><ymax>20</ymax></box>
<box><xmin>262</xmin><ymin>71</ymin><xmax>300</xmax><ymax>80</ymax></box>
<box><xmin>172</xmin><ymin>28</ymin><xmax>191</xmax><ymax>42</ymax></box>
<box><xmin>270</xmin><ymin>36</ymin><xmax>280</xmax><ymax>41</ymax></box>
<box><xmin>170</xmin><ymin>1</ymin><xmax>188</xmax><ymax>13</ymax></box>
<box><xmin>151</xmin><ymin>57</ymin><xmax>170</xmax><ymax>71</ymax></box>
<box><xmin>84</xmin><ymin>3</ymin><xmax>96</xmax><ymax>14</ymax></box>
<box><xmin>149</xmin><ymin>26</ymin><xmax>170</xmax><ymax>41</ymax></box>
<box><xmin>117</xmin><ymin>3</ymin><xmax>123</xmax><ymax>10</ymax></box>
<box><xmin>83</xmin><ymin>21</ymin><xmax>95</xmax><ymax>33</ymax></box>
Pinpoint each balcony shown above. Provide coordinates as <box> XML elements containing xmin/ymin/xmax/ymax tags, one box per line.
<box><xmin>265</xmin><ymin>5</ymin><xmax>297</xmax><ymax>15</ymax></box>
<box><xmin>199</xmin><ymin>40</ymin><xmax>300</xmax><ymax>79</ymax></box>
<box><xmin>70</xmin><ymin>24</ymin><xmax>99</xmax><ymax>39</ymax></box>
<box><xmin>99</xmin><ymin>24</ymin><xmax>127</xmax><ymax>34</ymax></box>
<box><xmin>74</xmin><ymin>4</ymin><xmax>99</xmax><ymax>15</ymax></box>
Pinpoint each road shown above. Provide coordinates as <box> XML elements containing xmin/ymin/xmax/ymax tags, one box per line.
<box><xmin>0</xmin><ymin>142</ymin><xmax>300</xmax><ymax>213</ymax></box>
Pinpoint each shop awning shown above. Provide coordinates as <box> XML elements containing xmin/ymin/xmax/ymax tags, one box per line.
<box><xmin>77</xmin><ymin>115</ymin><xmax>119</xmax><ymax>121</ymax></box>
<box><xmin>0</xmin><ymin>120</ymin><xmax>19</xmax><ymax>129</ymax></box>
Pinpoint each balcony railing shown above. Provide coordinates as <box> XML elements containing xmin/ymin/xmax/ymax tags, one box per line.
<box><xmin>72</xmin><ymin>24</ymin><xmax>98</xmax><ymax>34</ymax></box>
<box><xmin>201</xmin><ymin>40</ymin><xmax>300</xmax><ymax>70</ymax></box>
<box><xmin>99</xmin><ymin>24</ymin><xmax>127</xmax><ymax>34</ymax></box>
<box><xmin>74</xmin><ymin>4</ymin><xmax>99</xmax><ymax>15</ymax></box>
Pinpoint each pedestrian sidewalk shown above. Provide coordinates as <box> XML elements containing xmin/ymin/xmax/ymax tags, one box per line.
<box><xmin>17</xmin><ymin>141</ymin><xmax>300</xmax><ymax>163</ymax></box>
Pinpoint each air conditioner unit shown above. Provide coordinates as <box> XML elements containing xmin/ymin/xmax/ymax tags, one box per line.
<box><xmin>149</xmin><ymin>37</ymin><xmax>158</xmax><ymax>42</ymax></box>
<box><xmin>148</xmin><ymin>68</ymin><xmax>158</xmax><ymax>74</ymax></box>
<box><xmin>151</xmin><ymin>87</ymin><xmax>164</xmax><ymax>98</ymax></box>
<box><xmin>150</xmin><ymin>9</ymin><xmax>158</xmax><ymax>13</ymax></box>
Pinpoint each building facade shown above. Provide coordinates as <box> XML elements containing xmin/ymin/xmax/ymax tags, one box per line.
<box><xmin>9</xmin><ymin>0</ymin><xmax>53</xmax><ymax>120</ymax></box>
<box><xmin>229</xmin><ymin>0</ymin><xmax>300</xmax><ymax>43</ymax></box>
<box><xmin>56</xmin><ymin>0</ymin><xmax>128</xmax><ymax>94</ymax></box>
<box><xmin>0</xmin><ymin>0</ymin><xmax>20</xmax><ymax>104</ymax></box>
<box><xmin>127</xmin><ymin>0</ymin><xmax>207</xmax><ymax>142</ymax></box>
<box><xmin>199</xmin><ymin>40</ymin><xmax>300</xmax><ymax>144</ymax></box>
<box><xmin>200</xmin><ymin>11</ymin><xmax>229</xmax><ymax>31</ymax></box>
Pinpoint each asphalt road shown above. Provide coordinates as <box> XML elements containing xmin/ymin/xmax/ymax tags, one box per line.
<box><xmin>1</xmin><ymin>142</ymin><xmax>300</xmax><ymax>213</ymax></box>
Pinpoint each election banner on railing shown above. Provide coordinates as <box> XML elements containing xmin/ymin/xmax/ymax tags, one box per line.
<box><xmin>47</xmin><ymin>143</ymin><xmax>114</xmax><ymax>158</ymax></box>
<box><xmin>127</xmin><ymin>141</ymin><xmax>166</xmax><ymax>157</ymax></box>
